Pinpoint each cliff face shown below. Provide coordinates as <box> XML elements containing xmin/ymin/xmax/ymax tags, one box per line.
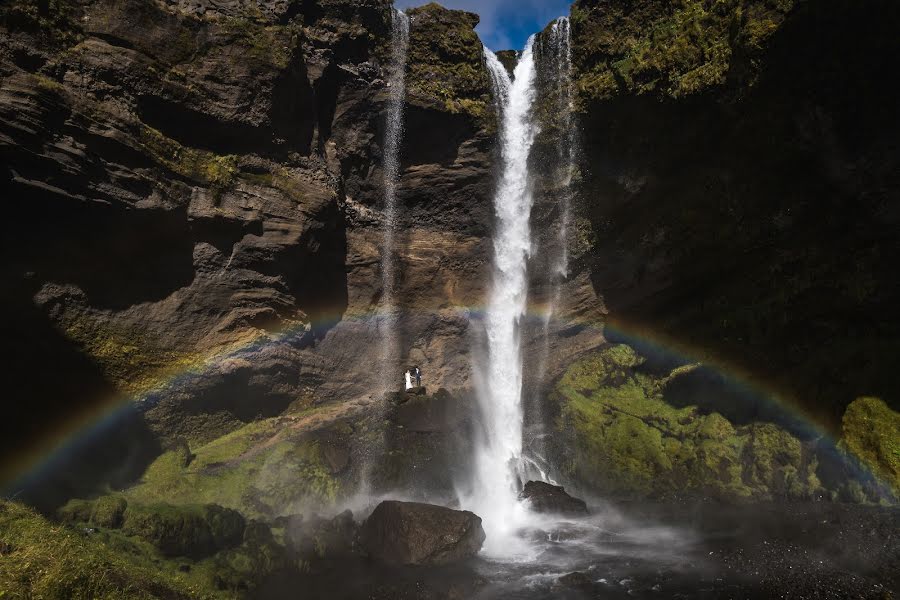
<box><xmin>2</xmin><ymin>0</ymin><xmax>897</xmax><ymax>510</ymax></box>
<box><xmin>570</xmin><ymin>0</ymin><xmax>900</xmax><ymax>430</ymax></box>
<box><xmin>0</xmin><ymin>0</ymin><xmax>497</xmax><ymax>501</ymax></box>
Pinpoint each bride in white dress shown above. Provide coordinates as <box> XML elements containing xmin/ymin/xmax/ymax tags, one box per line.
<box><xmin>404</xmin><ymin>369</ymin><xmax>413</xmax><ymax>390</ymax></box>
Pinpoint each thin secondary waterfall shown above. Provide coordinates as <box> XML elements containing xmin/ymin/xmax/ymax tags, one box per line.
<box><xmin>520</xmin><ymin>17</ymin><xmax>577</xmax><ymax>478</ymax></box>
<box><xmin>467</xmin><ymin>39</ymin><xmax>540</xmax><ymax>557</ymax></box>
<box><xmin>547</xmin><ymin>16</ymin><xmax>576</xmax><ymax>282</ymax></box>
<box><xmin>379</xmin><ymin>9</ymin><xmax>409</xmax><ymax>390</ymax></box>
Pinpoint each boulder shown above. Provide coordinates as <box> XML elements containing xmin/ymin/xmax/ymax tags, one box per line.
<box><xmin>519</xmin><ymin>481</ymin><xmax>588</xmax><ymax>515</ymax></box>
<box><xmin>360</xmin><ymin>501</ymin><xmax>485</xmax><ymax>566</ymax></box>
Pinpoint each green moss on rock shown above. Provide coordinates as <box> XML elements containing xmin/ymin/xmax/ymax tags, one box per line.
<box><xmin>126</xmin><ymin>415</ymin><xmax>342</xmax><ymax>519</ymax></box>
<box><xmin>554</xmin><ymin>344</ymin><xmax>821</xmax><ymax>499</ymax></box>
<box><xmin>571</xmin><ymin>0</ymin><xmax>796</xmax><ymax>102</ymax></box>
<box><xmin>121</xmin><ymin>503</ymin><xmax>244</xmax><ymax>559</ymax></box>
<box><xmin>840</xmin><ymin>397</ymin><xmax>900</xmax><ymax>493</ymax></box>
<box><xmin>0</xmin><ymin>500</ymin><xmax>207</xmax><ymax>599</ymax></box>
<box><xmin>58</xmin><ymin>495</ymin><xmax>128</xmax><ymax>529</ymax></box>
<box><xmin>406</xmin><ymin>3</ymin><xmax>492</xmax><ymax>120</ymax></box>
<box><xmin>140</xmin><ymin>125</ymin><xmax>239</xmax><ymax>192</ymax></box>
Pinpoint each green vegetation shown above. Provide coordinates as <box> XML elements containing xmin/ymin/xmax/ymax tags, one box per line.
<box><xmin>554</xmin><ymin>344</ymin><xmax>822</xmax><ymax>499</ymax></box>
<box><xmin>140</xmin><ymin>126</ymin><xmax>239</xmax><ymax>193</ymax></box>
<box><xmin>125</xmin><ymin>415</ymin><xmax>340</xmax><ymax>520</ymax></box>
<box><xmin>570</xmin><ymin>0</ymin><xmax>796</xmax><ymax>101</ymax></box>
<box><xmin>121</xmin><ymin>503</ymin><xmax>244</xmax><ymax>559</ymax></box>
<box><xmin>841</xmin><ymin>397</ymin><xmax>900</xmax><ymax>494</ymax></box>
<box><xmin>59</xmin><ymin>495</ymin><xmax>128</xmax><ymax>529</ymax></box>
<box><xmin>0</xmin><ymin>500</ymin><xmax>207</xmax><ymax>599</ymax></box>
<box><xmin>406</xmin><ymin>3</ymin><xmax>492</xmax><ymax>121</ymax></box>
<box><xmin>220</xmin><ymin>18</ymin><xmax>298</xmax><ymax>70</ymax></box>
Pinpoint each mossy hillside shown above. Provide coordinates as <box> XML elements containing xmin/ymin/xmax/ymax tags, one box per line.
<box><xmin>570</xmin><ymin>0</ymin><xmax>796</xmax><ymax>102</ymax></box>
<box><xmin>554</xmin><ymin>344</ymin><xmax>822</xmax><ymax>499</ymax></box>
<box><xmin>840</xmin><ymin>397</ymin><xmax>900</xmax><ymax>494</ymax></box>
<box><xmin>59</xmin><ymin>495</ymin><xmax>128</xmax><ymax>529</ymax></box>
<box><xmin>406</xmin><ymin>3</ymin><xmax>492</xmax><ymax>121</ymax></box>
<box><xmin>0</xmin><ymin>499</ymin><xmax>210</xmax><ymax>599</ymax></box>
<box><xmin>120</xmin><ymin>503</ymin><xmax>245</xmax><ymax>559</ymax></box>
<box><xmin>125</xmin><ymin>415</ymin><xmax>341</xmax><ymax>520</ymax></box>
<box><xmin>55</xmin><ymin>496</ymin><xmax>291</xmax><ymax>596</ymax></box>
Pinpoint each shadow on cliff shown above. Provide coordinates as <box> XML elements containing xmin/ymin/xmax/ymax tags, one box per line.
<box><xmin>582</xmin><ymin>0</ymin><xmax>900</xmax><ymax>430</ymax></box>
<box><xmin>4</xmin><ymin>175</ymin><xmax>195</xmax><ymax>310</ymax></box>
<box><xmin>0</xmin><ymin>277</ymin><xmax>161</xmax><ymax>513</ymax></box>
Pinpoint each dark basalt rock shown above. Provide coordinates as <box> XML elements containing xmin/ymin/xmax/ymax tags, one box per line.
<box><xmin>285</xmin><ymin>510</ymin><xmax>358</xmax><ymax>562</ymax></box>
<box><xmin>360</xmin><ymin>500</ymin><xmax>485</xmax><ymax>566</ymax></box>
<box><xmin>519</xmin><ymin>481</ymin><xmax>588</xmax><ymax>515</ymax></box>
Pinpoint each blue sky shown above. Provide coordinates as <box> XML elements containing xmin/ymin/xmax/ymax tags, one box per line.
<box><xmin>395</xmin><ymin>0</ymin><xmax>574</xmax><ymax>51</ymax></box>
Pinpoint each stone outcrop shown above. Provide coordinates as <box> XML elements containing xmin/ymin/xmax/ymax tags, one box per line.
<box><xmin>519</xmin><ymin>480</ymin><xmax>588</xmax><ymax>515</ymax></box>
<box><xmin>359</xmin><ymin>500</ymin><xmax>484</xmax><ymax>566</ymax></box>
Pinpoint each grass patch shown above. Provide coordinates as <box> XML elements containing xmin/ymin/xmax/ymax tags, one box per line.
<box><xmin>126</xmin><ymin>416</ymin><xmax>340</xmax><ymax>519</ymax></box>
<box><xmin>0</xmin><ymin>500</ymin><xmax>212</xmax><ymax>599</ymax></box>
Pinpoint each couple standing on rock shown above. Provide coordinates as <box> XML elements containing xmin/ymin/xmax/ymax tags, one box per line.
<box><xmin>404</xmin><ymin>366</ymin><xmax>422</xmax><ymax>390</ymax></box>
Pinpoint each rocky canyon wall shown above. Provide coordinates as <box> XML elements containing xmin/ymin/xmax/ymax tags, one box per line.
<box><xmin>0</xmin><ymin>0</ymin><xmax>499</xmax><ymax>503</ymax></box>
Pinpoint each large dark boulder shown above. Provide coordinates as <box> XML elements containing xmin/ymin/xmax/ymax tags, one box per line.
<box><xmin>519</xmin><ymin>481</ymin><xmax>588</xmax><ymax>515</ymax></box>
<box><xmin>360</xmin><ymin>501</ymin><xmax>485</xmax><ymax>566</ymax></box>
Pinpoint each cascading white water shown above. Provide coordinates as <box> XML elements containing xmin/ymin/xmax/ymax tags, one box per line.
<box><xmin>547</xmin><ymin>16</ymin><xmax>576</xmax><ymax>280</ymax></box>
<box><xmin>379</xmin><ymin>9</ymin><xmax>409</xmax><ymax>390</ymax></box>
<box><xmin>466</xmin><ymin>39</ymin><xmax>541</xmax><ymax>558</ymax></box>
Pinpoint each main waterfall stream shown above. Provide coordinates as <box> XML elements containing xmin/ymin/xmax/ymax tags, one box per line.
<box><xmin>466</xmin><ymin>38</ymin><xmax>541</xmax><ymax>558</ymax></box>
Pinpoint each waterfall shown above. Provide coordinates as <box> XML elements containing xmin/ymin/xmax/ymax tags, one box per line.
<box><xmin>547</xmin><ymin>17</ymin><xmax>576</xmax><ymax>282</ymax></box>
<box><xmin>519</xmin><ymin>17</ymin><xmax>577</xmax><ymax>478</ymax></box>
<box><xmin>466</xmin><ymin>39</ymin><xmax>540</xmax><ymax>558</ymax></box>
<box><xmin>379</xmin><ymin>9</ymin><xmax>409</xmax><ymax>391</ymax></box>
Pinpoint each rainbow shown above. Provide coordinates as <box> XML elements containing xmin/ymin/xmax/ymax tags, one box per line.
<box><xmin>1</xmin><ymin>302</ymin><xmax>889</xmax><ymax>497</ymax></box>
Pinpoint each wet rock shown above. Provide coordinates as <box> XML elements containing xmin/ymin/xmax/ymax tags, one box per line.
<box><xmin>360</xmin><ymin>501</ymin><xmax>485</xmax><ymax>566</ymax></box>
<box><xmin>556</xmin><ymin>571</ymin><xmax>593</xmax><ymax>591</ymax></box>
<box><xmin>519</xmin><ymin>481</ymin><xmax>588</xmax><ymax>515</ymax></box>
<box><xmin>322</xmin><ymin>443</ymin><xmax>350</xmax><ymax>475</ymax></box>
<box><xmin>392</xmin><ymin>388</ymin><xmax>467</xmax><ymax>433</ymax></box>
<box><xmin>285</xmin><ymin>510</ymin><xmax>358</xmax><ymax>561</ymax></box>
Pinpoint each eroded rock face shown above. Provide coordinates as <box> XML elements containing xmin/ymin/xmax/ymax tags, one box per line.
<box><xmin>360</xmin><ymin>500</ymin><xmax>485</xmax><ymax>566</ymax></box>
<box><xmin>0</xmin><ymin>0</ymin><xmax>497</xmax><ymax>505</ymax></box>
<box><xmin>519</xmin><ymin>481</ymin><xmax>588</xmax><ymax>515</ymax></box>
